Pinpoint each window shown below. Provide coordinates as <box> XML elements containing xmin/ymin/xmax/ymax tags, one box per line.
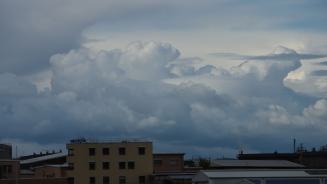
<box><xmin>128</xmin><ymin>161</ymin><xmax>135</xmax><ymax>169</ymax></box>
<box><xmin>154</xmin><ymin>159</ymin><xmax>162</xmax><ymax>166</ymax></box>
<box><xmin>119</xmin><ymin>176</ymin><xmax>126</xmax><ymax>184</ymax></box>
<box><xmin>103</xmin><ymin>176</ymin><xmax>110</xmax><ymax>184</ymax></box>
<box><xmin>68</xmin><ymin>148</ymin><xmax>74</xmax><ymax>156</ymax></box>
<box><xmin>68</xmin><ymin>177</ymin><xmax>74</xmax><ymax>184</ymax></box>
<box><xmin>119</xmin><ymin>147</ymin><xmax>125</xmax><ymax>155</ymax></box>
<box><xmin>119</xmin><ymin>162</ymin><xmax>126</xmax><ymax>169</ymax></box>
<box><xmin>89</xmin><ymin>148</ymin><xmax>96</xmax><ymax>156</ymax></box>
<box><xmin>68</xmin><ymin>162</ymin><xmax>74</xmax><ymax>170</ymax></box>
<box><xmin>89</xmin><ymin>177</ymin><xmax>96</xmax><ymax>184</ymax></box>
<box><xmin>169</xmin><ymin>159</ymin><xmax>178</xmax><ymax>166</ymax></box>
<box><xmin>139</xmin><ymin>176</ymin><xmax>146</xmax><ymax>184</ymax></box>
<box><xmin>103</xmin><ymin>148</ymin><xmax>110</xmax><ymax>155</ymax></box>
<box><xmin>103</xmin><ymin>162</ymin><xmax>110</xmax><ymax>170</ymax></box>
<box><xmin>89</xmin><ymin>162</ymin><xmax>96</xmax><ymax>170</ymax></box>
<box><xmin>138</xmin><ymin>147</ymin><xmax>145</xmax><ymax>155</ymax></box>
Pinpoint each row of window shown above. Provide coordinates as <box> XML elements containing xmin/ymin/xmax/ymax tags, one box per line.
<box><xmin>69</xmin><ymin>161</ymin><xmax>136</xmax><ymax>170</ymax></box>
<box><xmin>68</xmin><ymin>147</ymin><xmax>146</xmax><ymax>156</ymax></box>
<box><xmin>68</xmin><ymin>176</ymin><xmax>146</xmax><ymax>184</ymax></box>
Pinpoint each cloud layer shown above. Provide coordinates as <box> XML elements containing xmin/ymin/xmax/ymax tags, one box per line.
<box><xmin>1</xmin><ymin>41</ymin><xmax>327</xmax><ymax>156</ymax></box>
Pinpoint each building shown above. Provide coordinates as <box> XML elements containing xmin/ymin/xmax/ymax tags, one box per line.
<box><xmin>34</xmin><ymin>164</ymin><xmax>68</xmax><ymax>179</ymax></box>
<box><xmin>238</xmin><ymin>151</ymin><xmax>327</xmax><ymax>169</ymax></box>
<box><xmin>154</xmin><ymin>153</ymin><xmax>185</xmax><ymax>173</ymax></box>
<box><xmin>153</xmin><ymin>153</ymin><xmax>197</xmax><ymax>184</ymax></box>
<box><xmin>66</xmin><ymin>139</ymin><xmax>153</xmax><ymax>184</ymax></box>
<box><xmin>0</xmin><ymin>160</ymin><xmax>19</xmax><ymax>180</ymax></box>
<box><xmin>192</xmin><ymin>169</ymin><xmax>327</xmax><ymax>184</ymax></box>
<box><xmin>0</xmin><ymin>144</ymin><xmax>12</xmax><ymax>160</ymax></box>
<box><xmin>20</xmin><ymin>152</ymin><xmax>67</xmax><ymax>170</ymax></box>
<box><xmin>209</xmin><ymin>159</ymin><xmax>304</xmax><ymax>169</ymax></box>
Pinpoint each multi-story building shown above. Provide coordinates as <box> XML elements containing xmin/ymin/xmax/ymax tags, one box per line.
<box><xmin>66</xmin><ymin>139</ymin><xmax>153</xmax><ymax>184</ymax></box>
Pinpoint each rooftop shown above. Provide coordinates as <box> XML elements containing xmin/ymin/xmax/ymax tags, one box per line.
<box><xmin>197</xmin><ymin>169</ymin><xmax>327</xmax><ymax>179</ymax></box>
<box><xmin>20</xmin><ymin>152</ymin><xmax>66</xmax><ymax>165</ymax></box>
<box><xmin>68</xmin><ymin>138</ymin><xmax>151</xmax><ymax>144</ymax></box>
<box><xmin>210</xmin><ymin>159</ymin><xmax>304</xmax><ymax>168</ymax></box>
<box><xmin>154</xmin><ymin>153</ymin><xmax>185</xmax><ymax>156</ymax></box>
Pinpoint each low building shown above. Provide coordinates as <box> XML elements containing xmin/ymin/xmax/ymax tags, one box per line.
<box><xmin>238</xmin><ymin>151</ymin><xmax>327</xmax><ymax>169</ymax></box>
<box><xmin>209</xmin><ymin>159</ymin><xmax>304</xmax><ymax>169</ymax></box>
<box><xmin>0</xmin><ymin>160</ymin><xmax>19</xmax><ymax>180</ymax></box>
<box><xmin>154</xmin><ymin>153</ymin><xmax>185</xmax><ymax>173</ymax></box>
<box><xmin>20</xmin><ymin>152</ymin><xmax>67</xmax><ymax>170</ymax></box>
<box><xmin>153</xmin><ymin>153</ymin><xmax>197</xmax><ymax>184</ymax></box>
<box><xmin>34</xmin><ymin>164</ymin><xmax>68</xmax><ymax>179</ymax></box>
<box><xmin>192</xmin><ymin>169</ymin><xmax>327</xmax><ymax>184</ymax></box>
<box><xmin>66</xmin><ymin>138</ymin><xmax>153</xmax><ymax>184</ymax></box>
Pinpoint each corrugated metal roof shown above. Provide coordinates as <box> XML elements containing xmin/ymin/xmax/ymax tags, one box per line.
<box><xmin>200</xmin><ymin>170</ymin><xmax>327</xmax><ymax>178</ymax></box>
<box><xmin>20</xmin><ymin>152</ymin><xmax>66</xmax><ymax>164</ymax></box>
<box><xmin>211</xmin><ymin>160</ymin><xmax>304</xmax><ymax>168</ymax></box>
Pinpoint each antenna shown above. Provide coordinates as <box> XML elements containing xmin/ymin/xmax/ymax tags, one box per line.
<box><xmin>293</xmin><ymin>138</ymin><xmax>296</xmax><ymax>153</ymax></box>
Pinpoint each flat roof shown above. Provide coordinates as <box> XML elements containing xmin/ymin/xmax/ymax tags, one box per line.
<box><xmin>154</xmin><ymin>153</ymin><xmax>185</xmax><ymax>155</ymax></box>
<box><xmin>199</xmin><ymin>169</ymin><xmax>327</xmax><ymax>178</ymax></box>
<box><xmin>20</xmin><ymin>152</ymin><xmax>66</xmax><ymax>165</ymax></box>
<box><xmin>67</xmin><ymin>138</ymin><xmax>152</xmax><ymax>144</ymax></box>
<box><xmin>211</xmin><ymin>160</ymin><xmax>304</xmax><ymax>168</ymax></box>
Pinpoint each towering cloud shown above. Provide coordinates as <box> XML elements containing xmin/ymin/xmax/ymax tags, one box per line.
<box><xmin>0</xmin><ymin>41</ymin><xmax>326</xmax><ymax>156</ymax></box>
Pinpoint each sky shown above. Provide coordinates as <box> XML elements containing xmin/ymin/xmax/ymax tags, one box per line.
<box><xmin>0</xmin><ymin>0</ymin><xmax>327</xmax><ymax>158</ymax></box>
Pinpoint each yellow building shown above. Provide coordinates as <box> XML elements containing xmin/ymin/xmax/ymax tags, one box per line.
<box><xmin>66</xmin><ymin>139</ymin><xmax>153</xmax><ymax>184</ymax></box>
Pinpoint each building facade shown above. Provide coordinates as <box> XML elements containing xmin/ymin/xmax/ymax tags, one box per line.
<box><xmin>66</xmin><ymin>139</ymin><xmax>153</xmax><ymax>184</ymax></box>
<box><xmin>153</xmin><ymin>153</ymin><xmax>184</xmax><ymax>173</ymax></box>
<box><xmin>0</xmin><ymin>160</ymin><xmax>19</xmax><ymax>180</ymax></box>
<box><xmin>0</xmin><ymin>144</ymin><xmax>12</xmax><ymax>160</ymax></box>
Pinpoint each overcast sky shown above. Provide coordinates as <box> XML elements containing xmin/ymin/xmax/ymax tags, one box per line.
<box><xmin>0</xmin><ymin>0</ymin><xmax>327</xmax><ymax>157</ymax></box>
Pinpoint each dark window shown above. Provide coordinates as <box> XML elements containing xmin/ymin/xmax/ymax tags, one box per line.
<box><xmin>103</xmin><ymin>176</ymin><xmax>110</xmax><ymax>184</ymax></box>
<box><xmin>139</xmin><ymin>176</ymin><xmax>146</xmax><ymax>184</ymax></box>
<box><xmin>119</xmin><ymin>162</ymin><xmax>126</xmax><ymax>169</ymax></box>
<box><xmin>154</xmin><ymin>159</ymin><xmax>162</xmax><ymax>165</ymax></box>
<box><xmin>68</xmin><ymin>162</ymin><xmax>74</xmax><ymax>170</ymax></box>
<box><xmin>89</xmin><ymin>162</ymin><xmax>96</xmax><ymax>170</ymax></box>
<box><xmin>89</xmin><ymin>148</ymin><xmax>96</xmax><ymax>156</ymax></box>
<box><xmin>89</xmin><ymin>177</ymin><xmax>96</xmax><ymax>184</ymax></box>
<box><xmin>103</xmin><ymin>162</ymin><xmax>110</xmax><ymax>170</ymax></box>
<box><xmin>68</xmin><ymin>177</ymin><xmax>74</xmax><ymax>184</ymax></box>
<box><xmin>119</xmin><ymin>176</ymin><xmax>126</xmax><ymax>184</ymax></box>
<box><xmin>138</xmin><ymin>147</ymin><xmax>145</xmax><ymax>155</ymax></box>
<box><xmin>68</xmin><ymin>148</ymin><xmax>74</xmax><ymax>156</ymax></box>
<box><xmin>128</xmin><ymin>161</ymin><xmax>135</xmax><ymax>169</ymax></box>
<box><xmin>103</xmin><ymin>148</ymin><xmax>110</xmax><ymax>155</ymax></box>
<box><xmin>119</xmin><ymin>147</ymin><xmax>125</xmax><ymax>155</ymax></box>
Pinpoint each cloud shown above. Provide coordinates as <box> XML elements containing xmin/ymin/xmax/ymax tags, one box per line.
<box><xmin>211</xmin><ymin>46</ymin><xmax>327</xmax><ymax>61</ymax></box>
<box><xmin>311</xmin><ymin>70</ymin><xmax>327</xmax><ymax>76</ymax></box>
<box><xmin>1</xmin><ymin>41</ymin><xmax>327</xmax><ymax>156</ymax></box>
